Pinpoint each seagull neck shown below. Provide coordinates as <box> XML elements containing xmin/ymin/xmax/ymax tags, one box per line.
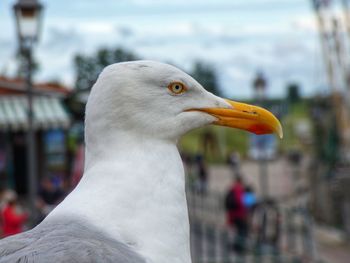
<box><xmin>51</xmin><ymin>132</ymin><xmax>192</xmax><ymax>263</ymax></box>
<box><xmin>84</xmin><ymin>131</ymin><xmax>177</xmax><ymax>170</ymax></box>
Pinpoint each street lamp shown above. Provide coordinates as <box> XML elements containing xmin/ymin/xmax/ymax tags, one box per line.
<box><xmin>253</xmin><ymin>71</ymin><xmax>267</xmax><ymax>104</ymax></box>
<box><xmin>252</xmin><ymin>72</ymin><xmax>269</xmax><ymax>199</ymax></box>
<box><xmin>14</xmin><ymin>0</ymin><xmax>43</xmax><ymax>49</ymax></box>
<box><xmin>13</xmin><ymin>0</ymin><xmax>44</xmax><ymax>224</ymax></box>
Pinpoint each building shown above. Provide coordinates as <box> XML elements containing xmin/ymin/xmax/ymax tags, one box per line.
<box><xmin>0</xmin><ymin>76</ymin><xmax>71</xmax><ymax>195</ymax></box>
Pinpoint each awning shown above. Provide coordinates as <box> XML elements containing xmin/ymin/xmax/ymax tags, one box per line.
<box><xmin>0</xmin><ymin>96</ymin><xmax>70</xmax><ymax>131</ymax></box>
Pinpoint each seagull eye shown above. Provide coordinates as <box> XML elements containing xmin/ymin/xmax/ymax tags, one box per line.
<box><xmin>168</xmin><ymin>82</ymin><xmax>187</xmax><ymax>95</ymax></box>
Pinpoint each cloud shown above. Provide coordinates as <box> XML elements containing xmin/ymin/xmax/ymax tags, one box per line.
<box><xmin>43</xmin><ymin>27</ymin><xmax>83</xmax><ymax>52</ymax></box>
<box><xmin>0</xmin><ymin>0</ymin><xmax>326</xmax><ymax>99</ymax></box>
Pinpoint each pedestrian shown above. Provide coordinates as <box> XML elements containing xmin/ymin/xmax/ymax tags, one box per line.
<box><xmin>195</xmin><ymin>154</ymin><xmax>208</xmax><ymax>195</ymax></box>
<box><xmin>1</xmin><ymin>190</ymin><xmax>28</xmax><ymax>237</ymax></box>
<box><xmin>37</xmin><ymin>177</ymin><xmax>65</xmax><ymax>222</ymax></box>
<box><xmin>227</xmin><ymin>151</ymin><xmax>240</xmax><ymax>177</ymax></box>
<box><xmin>70</xmin><ymin>142</ymin><xmax>85</xmax><ymax>189</ymax></box>
<box><xmin>225</xmin><ymin>176</ymin><xmax>248</xmax><ymax>253</ymax></box>
<box><xmin>0</xmin><ymin>188</ymin><xmax>6</xmax><ymax>237</ymax></box>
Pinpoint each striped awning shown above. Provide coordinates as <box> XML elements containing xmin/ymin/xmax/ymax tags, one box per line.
<box><xmin>0</xmin><ymin>96</ymin><xmax>70</xmax><ymax>131</ymax></box>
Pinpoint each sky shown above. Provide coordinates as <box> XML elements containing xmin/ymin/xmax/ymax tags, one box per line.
<box><xmin>0</xmin><ymin>0</ymin><xmax>328</xmax><ymax>99</ymax></box>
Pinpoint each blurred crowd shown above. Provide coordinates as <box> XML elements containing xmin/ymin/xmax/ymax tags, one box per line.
<box><xmin>0</xmin><ymin>189</ymin><xmax>28</xmax><ymax>237</ymax></box>
<box><xmin>0</xmin><ymin>176</ymin><xmax>66</xmax><ymax>238</ymax></box>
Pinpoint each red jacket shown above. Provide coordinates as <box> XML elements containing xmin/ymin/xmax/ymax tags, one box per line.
<box><xmin>1</xmin><ymin>204</ymin><xmax>28</xmax><ymax>237</ymax></box>
<box><xmin>226</xmin><ymin>182</ymin><xmax>247</xmax><ymax>224</ymax></box>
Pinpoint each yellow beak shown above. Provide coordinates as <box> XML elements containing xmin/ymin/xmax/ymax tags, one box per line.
<box><xmin>190</xmin><ymin>99</ymin><xmax>283</xmax><ymax>138</ymax></box>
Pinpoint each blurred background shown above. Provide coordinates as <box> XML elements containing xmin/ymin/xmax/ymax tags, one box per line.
<box><xmin>0</xmin><ymin>0</ymin><xmax>350</xmax><ymax>262</ymax></box>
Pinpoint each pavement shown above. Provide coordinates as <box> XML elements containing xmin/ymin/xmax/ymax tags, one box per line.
<box><xmin>190</xmin><ymin>157</ymin><xmax>350</xmax><ymax>263</ymax></box>
<box><xmin>315</xmin><ymin>225</ymin><xmax>350</xmax><ymax>263</ymax></box>
<box><xmin>207</xmin><ymin>158</ymin><xmax>300</xmax><ymax>199</ymax></box>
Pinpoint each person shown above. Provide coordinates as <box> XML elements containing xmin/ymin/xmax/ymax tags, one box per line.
<box><xmin>225</xmin><ymin>176</ymin><xmax>248</xmax><ymax>253</ymax></box>
<box><xmin>0</xmin><ymin>188</ymin><xmax>6</xmax><ymax>237</ymax></box>
<box><xmin>194</xmin><ymin>154</ymin><xmax>208</xmax><ymax>194</ymax></box>
<box><xmin>181</xmin><ymin>152</ymin><xmax>196</xmax><ymax>192</ymax></box>
<box><xmin>37</xmin><ymin>177</ymin><xmax>65</xmax><ymax>222</ymax></box>
<box><xmin>1</xmin><ymin>190</ymin><xmax>28</xmax><ymax>237</ymax></box>
<box><xmin>70</xmin><ymin>142</ymin><xmax>85</xmax><ymax>188</ymax></box>
<box><xmin>227</xmin><ymin>151</ymin><xmax>241</xmax><ymax>177</ymax></box>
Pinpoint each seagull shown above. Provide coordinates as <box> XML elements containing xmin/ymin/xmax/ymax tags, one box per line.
<box><xmin>0</xmin><ymin>61</ymin><xmax>282</xmax><ymax>263</ymax></box>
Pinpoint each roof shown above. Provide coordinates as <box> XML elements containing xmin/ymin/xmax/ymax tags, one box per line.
<box><xmin>0</xmin><ymin>76</ymin><xmax>71</xmax><ymax>131</ymax></box>
<box><xmin>0</xmin><ymin>96</ymin><xmax>70</xmax><ymax>131</ymax></box>
<box><xmin>0</xmin><ymin>76</ymin><xmax>71</xmax><ymax>97</ymax></box>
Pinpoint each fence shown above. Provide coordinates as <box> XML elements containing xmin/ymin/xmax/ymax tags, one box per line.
<box><xmin>187</xmin><ymin>190</ymin><xmax>321</xmax><ymax>263</ymax></box>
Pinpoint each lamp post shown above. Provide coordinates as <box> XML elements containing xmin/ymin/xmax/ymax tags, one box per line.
<box><xmin>13</xmin><ymin>0</ymin><xmax>43</xmax><ymax>223</ymax></box>
<box><xmin>253</xmin><ymin>72</ymin><xmax>269</xmax><ymax>199</ymax></box>
<box><xmin>253</xmin><ymin>71</ymin><xmax>267</xmax><ymax>104</ymax></box>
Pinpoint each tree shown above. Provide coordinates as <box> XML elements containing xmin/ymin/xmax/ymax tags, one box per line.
<box><xmin>74</xmin><ymin>47</ymin><xmax>138</xmax><ymax>91</ymax></box>
<box><xmin>190</xmin><ymin>61</ymin><xmax>221</xmax><ymax>96</ymax></box>
<box><xmin>16</xmin><ymin>53</ymin><xmax>40</xmax><ymax>79</ymax></box>
<box><xmin>286</xmin><ymin>83</ymin><xmax>301</xmax><ymax>104</ymax></box>
<box><xmin>69</xmin><ymin>47</ymin><xmax>138</xmax><ymax>118</ymax></box>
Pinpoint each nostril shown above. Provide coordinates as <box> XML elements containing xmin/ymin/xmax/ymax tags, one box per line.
<box><xmin>243</xmin><ymin>110</ymin><xmax>258</xmax><ymax>115</ymax></box>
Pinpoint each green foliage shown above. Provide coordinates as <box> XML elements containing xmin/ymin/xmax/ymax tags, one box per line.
<box><xmin>179</xmin><ymin>126</ymin><xmax>248</xmax><ymax>163</ymax></box>
<box><xmin>74</xmin><ymin>47</ymin><xmax>138</xmax><ymax>90</ymax></box>
<box><xmin>16</xmin><ymin>53</ymin><xmax>40</xmax><ymax>78</ymax></box>
<box><xmin>280</xmin><ymin>101</ymin><xmax>310</xmax><ymax>152</ymax></box>
<box><xmin>190</xmin><ymin>61</ymin><xmax>221</xmax><ymax>96</ymax></box>
<box><xmin>286</xmin><ymin>83</ymin><xmax>301</xmax><ymax>105</ymax></box>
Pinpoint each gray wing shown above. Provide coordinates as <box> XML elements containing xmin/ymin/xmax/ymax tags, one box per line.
<box><xmin>0</xmin><ymin>218</ymin><xmax>146</xmax><ymax>263</ymax></box>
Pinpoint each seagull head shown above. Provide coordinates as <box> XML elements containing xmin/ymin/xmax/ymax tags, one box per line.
<box><xmin>85</xmin><ymin>60</ymin><xmax>282</xmax><ymax>143</ymax></box>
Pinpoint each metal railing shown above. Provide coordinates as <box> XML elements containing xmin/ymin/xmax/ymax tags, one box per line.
<box><xmin>187</xmin><ymin>190</ymin><xmax>322</xmax><ymax>263</ymax></box>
